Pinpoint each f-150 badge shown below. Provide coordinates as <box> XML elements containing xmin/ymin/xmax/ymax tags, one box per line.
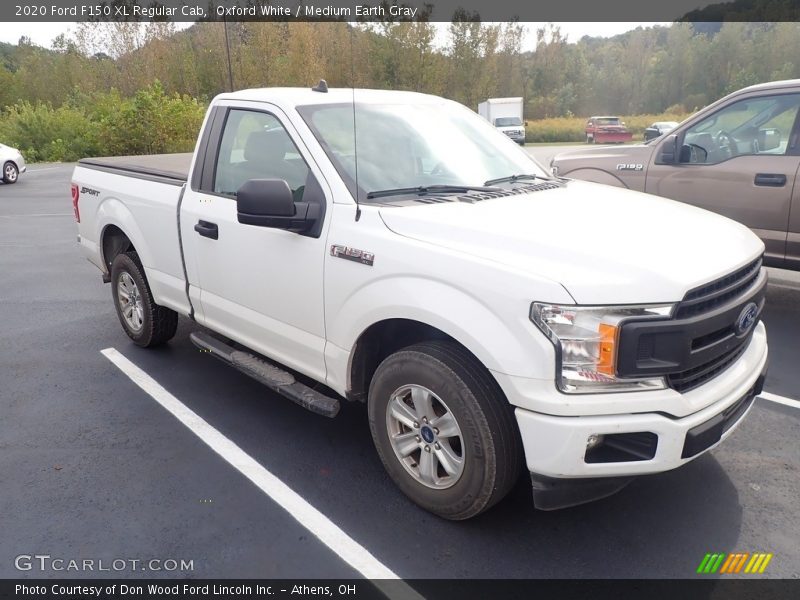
<box><xmin>616</xmin><ymin>163</ymin><xmax>644</xmax><ymax>171</ymax></box>
<box><xmin>330</xmin><ymin>245</ymin><xmax>375</xmax><ymax>266</ymax></box>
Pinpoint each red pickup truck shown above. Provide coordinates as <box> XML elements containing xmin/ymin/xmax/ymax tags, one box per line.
<box><xmin>585</xmin><ymin>116</ymin><xmax>633</xmax><ymax>144</ymax></box>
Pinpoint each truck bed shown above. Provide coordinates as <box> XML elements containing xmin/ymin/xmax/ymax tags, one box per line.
<box><xmin>78</xmin><ymin>153</ymin><xmax>192</xmax><ymax>186</ymax></box>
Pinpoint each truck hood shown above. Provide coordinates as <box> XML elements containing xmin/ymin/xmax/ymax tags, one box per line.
<box><xmin>552</xmin><ymin>143</ymin><xmax>654</xmax><ymax>170</ymax></box>
<box><xmin>379</xmin><ymin>180</ymin><xmax>764</xmax><ymax>305</ymax></box>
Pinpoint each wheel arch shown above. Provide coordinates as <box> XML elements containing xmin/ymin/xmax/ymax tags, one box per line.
<box><xmin>96</xmin><ymin>198</ymin><xmax>152</xmax><ymax>275</ymax></box>
<box><xmin>327</xmin><ymin>275</ymin><xmax>561</xmax><ymax>400</ymax></box>
<box><xmin>561</xmin><ymin>167</ymin><xmax>629</xmax><ymax>188</ymax></box>
<box><xmin>346</xmin><ymin>317</ymin><xmax>517</xmax><ymax>407</ymax></box>
<box><xmin>101</xmin><ymin>224</ymin><xmax>136</xmax><ymax>273</ymax></box>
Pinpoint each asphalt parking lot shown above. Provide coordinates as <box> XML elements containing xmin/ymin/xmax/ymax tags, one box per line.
<box><xmin>1</xmin><ymin>161</ymin><xmax>798</xmax><ymax>581</ymax></box>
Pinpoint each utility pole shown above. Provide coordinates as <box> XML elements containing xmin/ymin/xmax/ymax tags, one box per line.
<box><xmin>223</xmin><ymin>16</ymin><xmax>234</xmax><ymax>92</ymax></box>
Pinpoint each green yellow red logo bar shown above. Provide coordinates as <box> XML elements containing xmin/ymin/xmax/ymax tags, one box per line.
<box><xmin>696</xmin><ymin>552</ymin><xmax>773</xmax><ymax>574</ymax></box>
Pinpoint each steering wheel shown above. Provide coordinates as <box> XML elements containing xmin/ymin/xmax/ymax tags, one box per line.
<box><xmin>715</xmin><ymin>130</ymin><xmax>735</xmax><ymax>159</ymax></box>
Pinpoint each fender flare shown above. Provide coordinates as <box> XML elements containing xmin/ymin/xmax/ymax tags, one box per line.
<box><xmin>96</xmin><ymin>198</ymin><xmax>153</xmax><ymax>272</ymax></box>
<box><xmin>562</xmin><ymin>168</ymin><xmax>630</xmax><ymax>188</ymax></box>
<box><xmin>329</xmin><ymin>275</ymin><xmax>556</xmax><ymax>381</ymax></box>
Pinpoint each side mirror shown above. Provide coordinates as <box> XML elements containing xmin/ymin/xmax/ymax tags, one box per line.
<box><xmin>659</xmin><ymin>134</ymin><xmax>679</xmax><ymax>164</ymax></box>
<box><xmin>758</xmin><ymin>128</ymin><xmax>780</xmax><ymax>152</ymax></box>
<box><xmin>524</xmin><ymin>120</ymin><xmax>529</xmax><ymax>126</ymax></box>
<box><xmin>237</xmin><ymin>179</ymin><xmax>319</xmax><ymax>233</ymax></box>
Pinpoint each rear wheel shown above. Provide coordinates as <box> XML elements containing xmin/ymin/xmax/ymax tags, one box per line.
<box><xmin>586</xmin><ymin>135</ymin><xmax>594</xmax><ymax>144</ymax></box>
<box><xmin>110</xmin><ymin>251</ymin><xmax>178</xmax><ymax>347</ymax></box>
<box><xmin>368</xmin><ymin>341</ymin><xmax>522</xmax><ymax>520</ymax></box>
<box><xmin>3</xmin><ymin>162</ymin><xmax>18</xmax><ymax>184</ymax></box>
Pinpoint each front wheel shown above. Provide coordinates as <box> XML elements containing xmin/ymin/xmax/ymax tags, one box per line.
<box><xmin>110</xmin><ymin>251</ymin><xmax>178</xmax><ymax>347</ymax></box>
<box><xmin>3</xmin><ymin>162</ymin><xmax>19</xmax><ymax>184</ymax></box>
<box><xmin>368</xmin><ymin>341</ymin><xmax>522</xmax><ymax>520</ymax></box>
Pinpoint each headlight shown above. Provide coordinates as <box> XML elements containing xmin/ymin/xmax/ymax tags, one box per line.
<box><xmin>530</xmin><ymin>302</ymin><xmax>674</xmax><ymax>394</ymax></box>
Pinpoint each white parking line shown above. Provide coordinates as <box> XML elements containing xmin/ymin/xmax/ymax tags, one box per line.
<box><xmin>101</xmin><ymin>348</ymin><xmax>424</xmax><ymax>599</ymax></box>
<box><xmin>759</xmin><ymin>391</ymin><xmax>800</xmax><ymax>410</ymax></box>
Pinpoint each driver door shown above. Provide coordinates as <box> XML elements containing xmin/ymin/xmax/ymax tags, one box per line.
<box><xmin>181</xmin><ymin>103</ymin><xmax>330</xmax><ymax>382</ymax></box>
<box><xmin>646</xmin><ymin>92</ymin><xmax>800</xmax><ymax>266</ymax></box>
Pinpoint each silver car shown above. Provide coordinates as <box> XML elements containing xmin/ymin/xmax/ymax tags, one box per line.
<box><xmin>0</xmin><ymin>143</ymin><xmax>26</xmax><ymax>184</ymax></box>
<box><xmin>643</xmin><ymin>121</ymin><xmax>679</xmax><ymax>141</ymax></box>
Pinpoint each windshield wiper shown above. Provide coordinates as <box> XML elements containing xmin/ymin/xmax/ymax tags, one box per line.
<box><xmin>483</xmin><ymin>173</ymin><xmax>547</xmax><ymax>186</ymax></box>
<box><xmin>366</xmin><ymin>184</ymin><xmax>502</xmax><ymax>200</ymax></box>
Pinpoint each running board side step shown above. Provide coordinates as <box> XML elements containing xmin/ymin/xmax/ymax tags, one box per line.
<box><xmin>190</xmin><ymin>331</ymin><xmax>340</xmax><ymax>418</ymax></box>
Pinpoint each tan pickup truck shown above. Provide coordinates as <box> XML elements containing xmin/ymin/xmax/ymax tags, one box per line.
<box><xmin>552</xmin><ymin>80</ymin><xmax>800</xmax><ymax>270</ymax></box>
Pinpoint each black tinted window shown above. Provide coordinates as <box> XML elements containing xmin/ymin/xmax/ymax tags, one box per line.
<box><xmin>214</xmin><ymin>110</ymin><xmax>309</xmax><ymax>200</ymax></box>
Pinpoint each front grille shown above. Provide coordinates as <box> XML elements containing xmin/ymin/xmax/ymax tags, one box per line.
<box><xmin>664</xmin><ymin>257</ymin><xmax>763</xmax><ymax>392</ymax></box>
<box><xmin>667</xmin><ymin>339</ymin><xmax>749</xmax><ymax>393</ymax></box>
<box><xmin>618</xmin><ymin>256</ymin><xmax>765</xmax><ymax>393</ymax></box>
<box><xmin>676</xmin><ymin>257</ymin><xmax>762</xmax><ymax>319</ymax></box>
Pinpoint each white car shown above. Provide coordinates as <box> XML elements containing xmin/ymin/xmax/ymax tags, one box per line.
<box><xmin>0</xmin><ymin>143</ymin><xmax>26</xmax><ymax>184</ymax></box>
<box><xmin>71</xmin><ymin>86</ymin><xmax>768</xmax><ymax>519</ymax></box>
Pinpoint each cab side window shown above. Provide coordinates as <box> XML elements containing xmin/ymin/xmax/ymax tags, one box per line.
<box><xmin>682</xmin><ymin>93</ymin><xmax>800</xmax><ymax>164</ymax></box>
<box><xmin>214</xmin><ymin>109</ymin><xmax>310</xmax><ymax>201</ymax></box>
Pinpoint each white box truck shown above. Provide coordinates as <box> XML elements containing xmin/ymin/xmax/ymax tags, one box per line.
<box><xmin>478</xmin><ymin>97</ymin><xmax>526</xmax><ymax>144</ymax></box>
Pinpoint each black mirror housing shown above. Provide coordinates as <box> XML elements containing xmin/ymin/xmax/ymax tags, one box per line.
<box><xmin>658</xmin><ymin>134</ymin><xmax>679</xmax><ymax>164</ymax></box>
<box><xmin>237</xmin><ymin>179</ymin><xmax>295</xmax><ymax>217</ymax></box>
<box><xmin>236</xmin><ymin>178</ymin><xmax>319</xmax><ymax>233</ymax></box>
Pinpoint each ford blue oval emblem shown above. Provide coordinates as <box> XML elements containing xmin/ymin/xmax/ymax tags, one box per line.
<box><xmin>420</xmin><ymin>426</ymin><xmax>435</xmax><ymax>444</ymax></box>
<box><xmin>735</xmin><ymin>302</ymin><xmax>758</xmax><ymax>336</ymax></box>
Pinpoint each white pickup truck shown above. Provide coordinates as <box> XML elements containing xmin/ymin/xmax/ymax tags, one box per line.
<box><xmin>72</xmin><ymin>85</ymin><xmax>769</xmax><ymax>519</ymax></box>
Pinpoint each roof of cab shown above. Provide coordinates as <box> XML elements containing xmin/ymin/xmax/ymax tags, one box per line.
<box><xmin>739</xmin><ymin>78</ymin><xmax>800</xmax><ymax>93</ymax></box>
<box><xmin>213</xmin><ymin>87</ymin><xmax>447</xmax><ymax>108</ymax></box>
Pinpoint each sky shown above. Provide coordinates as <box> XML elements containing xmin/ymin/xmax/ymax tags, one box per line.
<box><xmin>0</xmin><ymin>21</ymin><xmax>671</xmax><ymax>50</ymax></box>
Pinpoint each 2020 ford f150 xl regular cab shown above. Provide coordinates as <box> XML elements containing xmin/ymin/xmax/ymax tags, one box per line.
<box><xmin>72</xmin><ymin>86</ymin><xmax>769</xmax><ymax>519</ymax></box>
<box><xmin>552</xmin><ymin>80</ymin><xmax>800</xmax><ymax>271</ymax></box>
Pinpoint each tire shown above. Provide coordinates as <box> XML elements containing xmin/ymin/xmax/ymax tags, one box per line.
<box><xmin>368</xmin><ymin>341</ymin><xmax>522</xmax><ymax>520</ymax></box>
<box><xmin>110</xmin><ymin>251</ymin><xmax>178</xmax><ymax>347</ymax></box>
<box><xmin>586</xmin><ymin>135</ymin><xmax>594</xmax><ymax>144</ymax></box>
<box><xmin>3</xmin><ymin>161</ymin><xmax>19</xmax><ymax>184</ymax></box>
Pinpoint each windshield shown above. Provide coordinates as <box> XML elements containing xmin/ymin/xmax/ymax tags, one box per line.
<box><xmin>494</xmin><ymin>117</ymin><xmax>523</xmax><ymax>127</ymax></box>
<box><xmin>595</xmin><ymin>118</ymin><xmax>621</xmax><ymax>126</ymax></box>
<box><xmin>298</xmin><ymin>100</ymin><xmax>547</xmax><ymax>202</ymax></box>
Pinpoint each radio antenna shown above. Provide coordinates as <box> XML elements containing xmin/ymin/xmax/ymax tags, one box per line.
<box><xmin>350</xmin><ymin>26</ymin><xmax>361</xmax><ymax>222</ymax></box>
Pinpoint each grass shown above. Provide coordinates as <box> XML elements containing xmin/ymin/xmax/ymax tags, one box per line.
<box><xmin>525</xmin><ymin>113</ymin><xmax>691</xmax><ymax>144</ymax></box>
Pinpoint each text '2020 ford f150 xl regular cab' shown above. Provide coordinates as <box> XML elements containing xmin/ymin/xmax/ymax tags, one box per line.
<box><xmin>72</xmin><ymin>85</ymin><xmax>769</xmax><ymax>519</ymax></box>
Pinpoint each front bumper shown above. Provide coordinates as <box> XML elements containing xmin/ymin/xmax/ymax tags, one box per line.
<box><xmin>593</xmin><ymin>132</ymin><xmax>633</xmax><ymax>143</ymax></box>
<box><xmin>512</xmin><ymin>326</ymin><xmax>768</xmax><ymax>480</ymax></box>
<box><xmin>14</xmin><ymin>152</ymin><xmax>26</xmax><ymax>173</ymax></box>
<box><xmin>502</xmin><ymin>130</ymin><xmax>525</xmax><ymax>142</ymax></box>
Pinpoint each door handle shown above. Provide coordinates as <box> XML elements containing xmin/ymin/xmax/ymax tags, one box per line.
<box><xmin>194</xmin><ymin>220</ymin><xmax>218</xmax><ymax>240</ymax></box>
<box><xmin>754</xmin><ymin>173</ymin><xmax>786</xmax><ymax>187</ymax></box>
